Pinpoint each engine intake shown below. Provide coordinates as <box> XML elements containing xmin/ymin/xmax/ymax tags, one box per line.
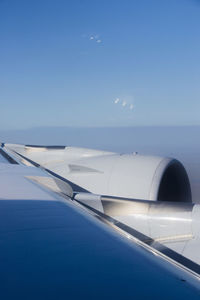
<box><xmin>157</xmin><ymin>160</ymin><xmax>191</xmax><ymax>202</ymax></box>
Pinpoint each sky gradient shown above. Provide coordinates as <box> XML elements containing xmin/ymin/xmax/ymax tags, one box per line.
<box><xmin>0</xmin><ymin>0</ymin><xmax>200</xmax><ymax>129</ymax></box>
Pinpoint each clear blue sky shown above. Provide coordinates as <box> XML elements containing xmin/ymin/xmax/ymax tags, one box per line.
<box><xmin>0</xmin><ymin>0</ymin><xmax>200</xmax><ymax>129</ymax></box>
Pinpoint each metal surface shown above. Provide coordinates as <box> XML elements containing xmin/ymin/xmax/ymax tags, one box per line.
<box><xmin>0</xmin><ymin>148</ymin><xmax>18</xmax><ymax>164</ymax></box>
<box><xmin>1</xmin><ymin>144</ymin><xmax>200</xmax><ymax>298</ymax></box>
<box><xmin>4</xmin><ymin>143</ymin><xmax>191</xmax><ymax>201</ymax></box>
<box><xmin>0</xmin><ymin>180</ymin><xmax>200</xmax><ymax>298</ymax></box>
<box><xmin>74</xmin><ymin>193</ymin><xmax>200</xmax><ymax>267</ymax></box>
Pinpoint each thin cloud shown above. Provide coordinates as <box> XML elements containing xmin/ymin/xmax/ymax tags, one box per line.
<box><xmin>89</xmin><ymin>34</ymin><xmax>102</xmax><ymax>44</ymax></box>
<box><xmin>113</xmin><ymin>97</ymin><xmax>135</xmax><ymax>111</ymax></box>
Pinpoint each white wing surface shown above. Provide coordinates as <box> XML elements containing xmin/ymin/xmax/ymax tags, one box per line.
<box><xmin>0</xmin><ymin>143</ymin><xmax>200</xmax><ymax>299</ymax></box>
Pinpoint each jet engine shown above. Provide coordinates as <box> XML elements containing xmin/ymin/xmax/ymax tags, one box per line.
<box><xmin>4</xmin><ymin>144</ymin><xmax>192</xmax><ymax>202</ymax></box>
<box><xmin>62</xmin><ymin>153</ymin><xmax>191</xmax><ymax>202</ymax></box>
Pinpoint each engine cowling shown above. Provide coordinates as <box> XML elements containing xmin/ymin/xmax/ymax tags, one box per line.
<box><xmin>4</xmin><ymin>144</ymin><xmax>192</xmax><ymax>202</ymax></box>
<box><xmin>64</xmin><ymin>153</ymin><xmax>192</xmax><ymax>202</ymax></box>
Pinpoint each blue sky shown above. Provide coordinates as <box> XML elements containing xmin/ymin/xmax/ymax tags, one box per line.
<box><xmin>0</xmin><ymin>0</ymin><xmax>200</xmax><ymax>129</ymax></box>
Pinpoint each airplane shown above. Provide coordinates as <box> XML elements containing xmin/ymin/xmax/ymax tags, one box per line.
<box><xmin>0</xmin><ymin>142</ymin><xmax>200</xmax><ymax>299</ymax></box>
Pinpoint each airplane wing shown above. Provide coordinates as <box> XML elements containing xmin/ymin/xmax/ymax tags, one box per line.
<box><xmin>0</xmin><ymin>143</ymin><xmax>200</xmax><ymax>299</ymax></box>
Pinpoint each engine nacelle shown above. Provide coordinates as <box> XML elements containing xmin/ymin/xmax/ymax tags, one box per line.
<box><xmin>64</xmin><ymin>153</ymin><xmax>192</xmax><ymax>202</ymax></box>
<box><xmin>4</xmin><ymin>144</ymin><xmax>192</xmax><ymax>202</ymax></box>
